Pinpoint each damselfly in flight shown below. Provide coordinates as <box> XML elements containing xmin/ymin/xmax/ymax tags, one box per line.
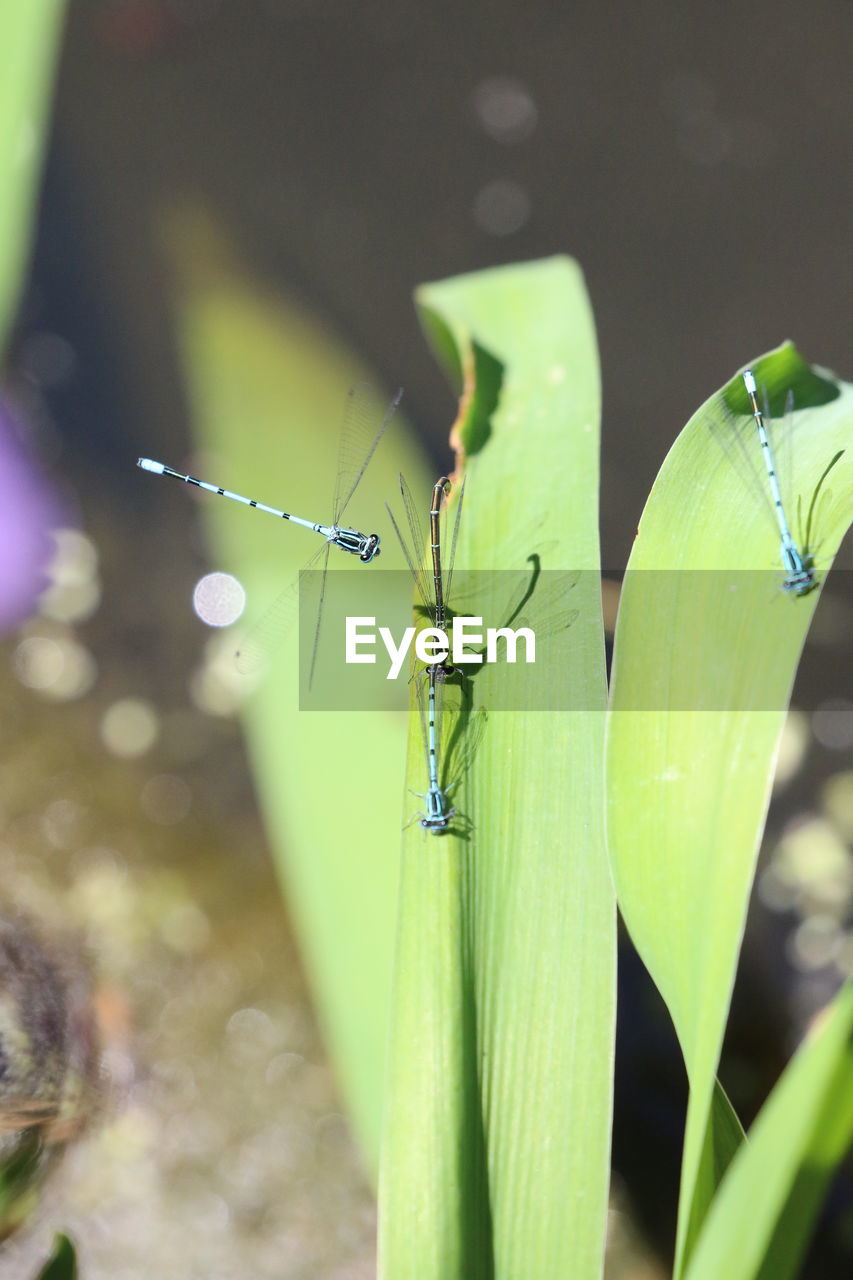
<box><xmin>137</xmin><ymin>383</ymin><xmax>401</xmax><ymax>685</ymax></box>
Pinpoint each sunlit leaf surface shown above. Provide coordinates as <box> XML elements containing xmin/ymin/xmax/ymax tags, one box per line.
<box><xmin>607</xmin><ymin>344</ymin><xmax>853</xmax><ymax>1275</ymax></box>
<box><xmin>379</xmin><ymin>258</ymin><xmax>614</xmax><ymax>1280</ymax></box>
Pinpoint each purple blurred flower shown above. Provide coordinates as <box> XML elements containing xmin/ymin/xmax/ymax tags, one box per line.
<box><xmin>0</xmin><ymin>396</ymin><xmax>64</xmax><ymax>632</ymax></box>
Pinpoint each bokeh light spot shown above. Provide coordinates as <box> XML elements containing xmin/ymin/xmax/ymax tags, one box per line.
<box><xmin>190</xmin><ymin>633</ymin><xmax>255</xmax><ymax>716</ymax></box>
<box><xmin>822</xmin><ymin>771</ymin><xmax>853</xmax><ymax>842</ymax></box>
<box><xmin>192</xmin><ymin>572</ymin><xmax>246</xmax><ymax>627</ymax></box>
<box><xmin>13</xmin><ymin>632</ymin><xmax>97</xmax><ymax>700</ymax></box>
<box><xmin>788</xmin><ymin>914</ymin><xmax>843</xmax><ymax>971</ymax></box>
<box><xmin>41</xmin><ymin>798</ymin><xmax>88</xmax><ymax>851</ymax></box>
<box><xmin>40</xmin><ymin>528</ymin><xmax>101</xmax><ymax>624</ymax></box>
<box><xmin>101</xmin><ymin>698</ymin><xmax>160</xmax><ymax>758</ymax></box>
<box><xmin>472</xmin><ymin>76</ymin><xmax>538</xmax><ymax>143</ymax></box>
<box><xmin>160</xmin><ymin>901</ymin><xmax>211</xmax><ymax>955</ymax></box>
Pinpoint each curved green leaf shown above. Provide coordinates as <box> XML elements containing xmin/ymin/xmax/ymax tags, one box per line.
<box><xmin>35</xmin><ymin>1233</ymin><xmax>77</xmax><ymax>1280</ymax></box>
<box><xmin>686</xmin><ymin>1079</ymin><xmax>747</xmax><ymax>1259</ymax></box>
<box><xmin>685</xmin><ymin>982</ymin><xmax>853</xmax><ymax>1280</ymax></box>
<box><xmin>164</xmin><ymin>209</ymin><xmax>431</xmax><ymax>1167</ymax></box>
<box><xmin>0</xmin><ymin>3</ymin><xmax>65</xmax><ymax>353</ymax></box>
<box><xmin>606</xmin><ymin>343</ymin><xmax>853</xmax><ymax>1275</ymax></box>
<box><xmin>379</xmin><ymin>259</ymin><xmax>615</xmax><ymax>1280</ymax></box>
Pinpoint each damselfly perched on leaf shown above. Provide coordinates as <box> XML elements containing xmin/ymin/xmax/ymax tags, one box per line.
<box><xmin>409</xmin><ymin>668</ymin><xmax>486</xmax><ymax>836</ymax></box>
<box><xmin>386</xmin><ymin>471</ymin><xmax>465</xmax><ymax>668</ymax></box>
<box><xmin>389</xmin><ymin>472</ymin><xmax>488</xmax><ymax>835</ymax></box>
<box><xmin>709</xmin><ymin>369</ymin><xmax>843</xmax><ymax>597</ymax></box>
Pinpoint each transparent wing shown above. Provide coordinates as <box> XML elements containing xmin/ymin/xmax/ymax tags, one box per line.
<box><xmin>388</xmin><ymin>471</ymin><xmax>467</xmax><ymax>624</ymax></box>
<box><xmin>333</xmin><ymin>383</ymin><xmax>402</xmax><ymax>524</ymax></box>
<box><xmin>389</xmin><ymin>472</ymin><xmax>432</xmax><ymax>611</ymax></box>
<box><xmin>497</xmin><ymin>565</ymin><xmax>581</xmax><ymax>632</ymax></box>
<box><xmin>443</xmin><ymin>704</ymin><xmax>488</xmax><ymax>789</ymax></box>
<box><xmin>450</xmin><ymin>567</ymin><xmax>580</xmax><ymax>662</ymax></box>
<box><xmin>306</xmin><ymin>541</ymin><xmax>332</xmax><ymax>691</ymax></box>
<box><xmin>707</xmin><ymin>379</ymin><xmax>813</xmax><ymax>551</ymax></box>
<box><xmin>706</xmin><ymin>391</ymin><xmax>788</xmax><ymax>549</ymax></box>
<box><xmin>234</xmin><ymin>537</ymin><xmax>329</xmax><ymax>675</ymax></box>
<box><xmin>414</xmin><ymin>667</ymin><xmax>436</xmax><ymax>780</ymax></box>
<box><xmin>771</xmin><ymin>388</ymin><xmax>845</xmax><ymax>558</ymax></box>
<box><xmin>774</xmin><ymin>385</ymin><xmax>797</xmax><ymax>540</ymax></box>
<box><xmin>513</xmin><ymin>605</ymin><xmax>580</xmax><ymax>643</ymax></box>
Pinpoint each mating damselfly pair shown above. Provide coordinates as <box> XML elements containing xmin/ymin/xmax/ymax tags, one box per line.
<box><xmin>387</xmin><ymin>472</ymin><xmax>486</xmax><ymax>835</ymax></box>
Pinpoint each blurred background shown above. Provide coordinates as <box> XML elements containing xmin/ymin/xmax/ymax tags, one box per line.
<box><xmin>0</xmin><ymin>2</ymin><xmax>851</xmax><ymax>1276</ymax></box>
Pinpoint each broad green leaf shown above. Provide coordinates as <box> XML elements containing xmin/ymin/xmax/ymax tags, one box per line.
<box><xmin>164</xmin><ymin>209</ymin><xmax>431</xmax><ymax>1167</ymax></box>
<box><xmin>379</xmin><ymin>259</ymin><xmax>615</xmax><ymax>1280</ymax></box>
<box><xmin>0</xmin><ymin>4</ymin><xmax>66</xmax><ymax>353</ymax></box>
<box><xmin>35</xmin><ymin>1233</ymin><xmax>77</xmax><ymax>1280</ymax></box>
<box><xmin>606</xmin><ymin>343</ymin><xmax>853</xmax><ymax>1275</ymax></box>
<box><xmin>684</xmin><ymin>982</ymin><xmax>853</xmax><ymax>1280</ymax></box>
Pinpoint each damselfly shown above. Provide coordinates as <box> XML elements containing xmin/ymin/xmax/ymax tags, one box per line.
<box><xmin>137</xmin><ymin>383</ymin><xmax>401</xmax><ymax>684</ymax></box>
<box><xmin>741</xmin><ymin>368</ymin><xmax>817</xmax><ymax>596</ymax></box>
<box><xmin>414</xmin><ymin>666</ymin><xmax>455</xmax><ymax>832</ymax></box>
<box><xmin>410</xmin><ymin>667</ymin><xmax>486</xmax><ymax>835</ymax></box>
<box><xmin>388</xmin><ymin>470</ymin><xmax>580</xmax><ymax>714</ymax></box>
<box><xmin>710</xmin><ymin>369</ymin><xmax>842</xmax><ymax>597</ymax></box>
<box><xmin>389</xmin><ymin>471</ymin><xmax>481</xmax><ymax>834</ymax></box>
<box><xmin>386</xmin><ymin>471</ymin><xmax>464</xmax><ymax>673</ymax></box>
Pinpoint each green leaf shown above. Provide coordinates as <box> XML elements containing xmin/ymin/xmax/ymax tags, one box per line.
<box><xmin>379</xmin><ymin>259</ymin><xmax>615</xmax><ymax>1280</ymax></box>
<box><xmin>684</xmin><ymin>982</ymin><xmax>853</xmax><ymax>1280</ymax></box>
<box><xmin>686</xmin><ymin>1078</ymin><xmax>747</xmax><ymax>1255</ymax></box>
<box><xmin>35</xmin><ymin>1233</ymin><xmax>77</xmax><ymax>1280</ymax></box>
<box><xmin>0</xmin><ymin>3</ymin><xmax>66</xmax><ymax>353</ymax></box>
<box><xmin>0</xmin><ymin>1129</ymin><xmax>44</xmax><ymax>1239</ymax></box>
<box><xmin>606</xmin><ymin>343</ymin><xmax>853</xmax><ymax>1275</ymax></box>
<box><xmin>164</xmin><ymin>208</ymin><xmax>432</xmax><ymax>1168</ymax></box>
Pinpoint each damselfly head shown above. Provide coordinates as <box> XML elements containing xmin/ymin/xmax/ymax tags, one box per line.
<box><xmin>429</xmin><ymin>660</ymin><xmax>457</xmax><ymax>680</ymax></box>
<box><xmin>781</xmin><ymin>564</ymin><xmax>818</xmax><ymax>596</ymax></box>
<box><xmin>360</xmin><ymin>534</ymin><xmax>381</xmax><ymax>562</ymax></box>
<box><xmin>420</xmin><ymin>813</ymin><xmax>454</xmax><ymax>834</ymax></box>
